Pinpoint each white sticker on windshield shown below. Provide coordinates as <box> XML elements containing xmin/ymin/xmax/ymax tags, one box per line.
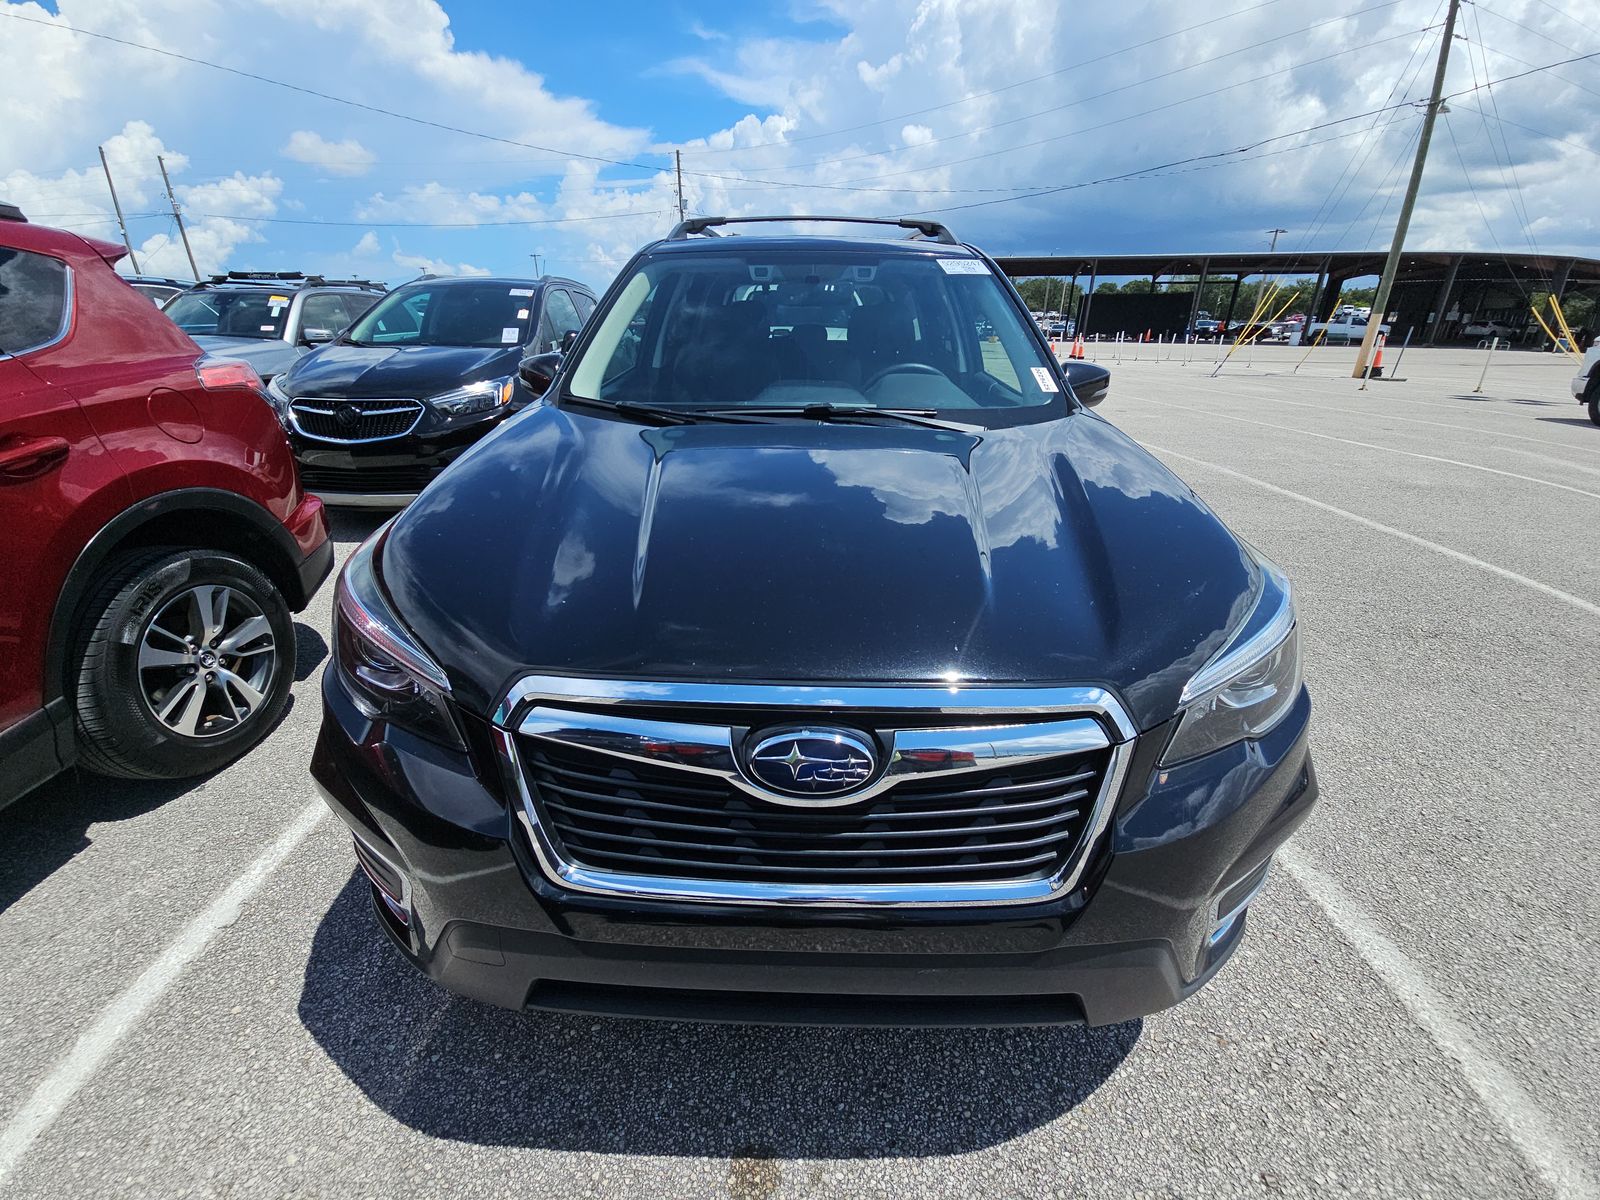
<box><xmin>509</xmin><ymin>288</ymin><xmax>535</xmax><ymax>297</ymax></box>
<box><xmin>260</xmin><ymin>324</ymin><xmax>277</xmax><ymax>332</ymax></box>
<box><xmin>516</xmin><ymin>308</ymin><xmax>529</xmax><ymax>320</ymax></box>
<box><xmin>1030</xmin><ymin>366</ymin><xmax>1059</xmax><ymax>393</ymax></box>
<box><xmin>937</xmin><ymin>258</ymin><xmax>989</xmax><ymax>275</ymax></box>
<box><xmin>501</xmin><ymin>327</ymin><xmax>520</xmax><ymax>344</ymax></box>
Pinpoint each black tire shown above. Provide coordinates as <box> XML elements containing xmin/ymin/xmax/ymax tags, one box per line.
<box><xmin>1587</xmin><ymin>381</ymin><xmax>1600</xmax><ymax>427</ymax></box>
<box><xmin>74</xmin><ymin>549</ymin><xmax>296</xmax><ymax>780</ymax></box>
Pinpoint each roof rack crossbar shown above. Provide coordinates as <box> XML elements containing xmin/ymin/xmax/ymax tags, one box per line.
<box><xmin>666</xmin><ymin>215</ymin><xmax>957</xmax><ymax>245</ymax></box>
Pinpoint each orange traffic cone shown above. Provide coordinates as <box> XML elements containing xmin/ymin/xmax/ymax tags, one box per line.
<box><xmin>1070</xmin><ymin>335</ymin><xmax>1085</xmax><ymax>360</ymax></box>
<box><xmin>1370</xmin><ymin>333</ymin><xmax>1385</xmax><ymax>378</ymax></box>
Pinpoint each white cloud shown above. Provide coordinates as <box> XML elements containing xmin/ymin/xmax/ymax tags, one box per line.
<box><xmin>351</xmin><ymin>230</ymin><xmax>381</xmax><ymax>255</ymax></box>
<box><xmin>280</xmin><ymin>130</ymin><xmax>377</xmax><ymax>176</ymax></box>
<box><xmin>392</xmin><ymin>246</ymin><xmax>491</xmax><ymax>277</ymax></box>
<box><xmin>3</xmin><ymin>0</ymin><xmax>1593</xmax><ymax>292</ymax></box>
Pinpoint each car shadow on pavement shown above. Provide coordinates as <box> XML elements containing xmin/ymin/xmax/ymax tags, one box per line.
<box><xmin>1448</xmin><ymin>393</ymin><xmax>1560</xmax><ymax>406</ymax></box>
<box><xmin>300</xmin><ymin>875</ymin><xmax>1141</xmax><ymax>1157</ymax></box>
<box><xmin>1534</xmin><ymin>417</ymin><xmax>1598</xmax><ymax>430</ymax></box>
<box><xmin>293</xmin><ymin>622</ymin><xmax>329</xmax><ymax>681</ymax></box>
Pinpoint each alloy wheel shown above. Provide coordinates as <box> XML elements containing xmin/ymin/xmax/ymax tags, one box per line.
<box><xmin>136</xmin><ymin>584</ymin><xmax>278</xmax><ymax>739</ymax></box>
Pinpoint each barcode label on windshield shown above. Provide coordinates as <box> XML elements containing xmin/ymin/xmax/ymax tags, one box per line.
<box><xmin>1031</xmin><ymin>367</ymin><xmax>1059</xmax><ymax>393</ymax></box>
<box><xmin>937</xmin><ymin>259</ymin><xmax>989</xmax><ymax>275</ymax></box>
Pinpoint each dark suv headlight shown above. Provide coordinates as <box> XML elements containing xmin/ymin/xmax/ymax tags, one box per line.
<box><xmin>1161</xmin><ymin>559</ymin><xmax>1302</xmax><ymax>765</ymax></box>
<box><xmin>427</xmin><ymin>375</ymin><xmax>514</xmax><ymax>418</ymax></box>
<box><xmin>334</xmin><ymin>532</ymin><xmax>465</xmax><ymax>749</ymax></box>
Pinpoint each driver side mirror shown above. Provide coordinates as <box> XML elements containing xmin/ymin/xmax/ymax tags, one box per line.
<box><xmin>302</xmin><ymin>327</ymin><xmax>335</xmax><ymax>345</ymax></box>
<box><xmin>1061</xmin><ymin>360</ymin><xmax>1110</xmax><ymax>408</ymax></box>
<box><xmin>519</xmin><ymin>350</ymin><xmax>563</xmax><ymax>397</ymax></box>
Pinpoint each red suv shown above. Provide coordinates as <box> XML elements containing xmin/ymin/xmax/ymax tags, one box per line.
<box><xmin>0</xmin><ymin>204</ymin><xmax>331</xmax><ymax>808</ymax></box>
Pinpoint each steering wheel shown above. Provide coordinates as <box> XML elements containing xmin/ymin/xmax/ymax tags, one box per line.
<box><xmin>862</xmin><ymin>362</ymin><xmax>944</xmax><ymax>390</ymax></box>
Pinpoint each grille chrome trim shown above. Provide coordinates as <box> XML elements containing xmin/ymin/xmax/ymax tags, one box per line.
<box><xmin>288</xmin><ymin>397</ymin><xmax>425</xmax><ymax>444</ymax></box>
<box><xmin>493</xmin><ymin>677</ymin><xmax>1137</xmax><ymax>908</ymax></box>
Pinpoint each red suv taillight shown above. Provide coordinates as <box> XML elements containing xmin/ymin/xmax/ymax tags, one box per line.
<box><xmin>195</xmin><ymin>358</ymin><xmax>263</xmax><ymax>392</ymax></box>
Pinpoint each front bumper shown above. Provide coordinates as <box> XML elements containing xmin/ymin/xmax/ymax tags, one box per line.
<box><xmin>311</xmin><ymin>673</ymin><xmax>1317</xmax><ymax>1027</ymax></box>
<box><xmin>289</xmin><ymin>411</ymin><xmax>505</xmax><ymax>505</ymax></box>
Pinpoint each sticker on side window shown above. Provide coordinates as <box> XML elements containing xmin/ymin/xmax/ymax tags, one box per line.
<box><xmin>1030</xmin><ymin>366</ymin><xmax>1059</xmax><ymax>393</ymax></box>
<box><xmin>937</xmin><ymin>259</ymin><xmax>989</xmax><ymax>275</ymax></box>
<box><xmin>501</xmin><ymin>327</ymin><xmax>520</xmax><ymax>344</ymax></box>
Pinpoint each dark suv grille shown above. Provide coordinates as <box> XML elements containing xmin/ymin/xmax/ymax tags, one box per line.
<box><xmin>520</xmin><ymin>740</ymin><xmax>1109</xmax><ymax>888</ymax></box>
<box><xmin>290</xmin><ymin>398</ymin><xmax>423</xmax><ymax>442</ymax></box>
<box><xmin>298</xmin><ymin>464</ymin><xmax>440</xmax><ymax>494</ymax></box>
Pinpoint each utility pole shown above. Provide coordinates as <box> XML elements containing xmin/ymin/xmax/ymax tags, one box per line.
<box><xmin>1353</xmin><ymin>0</ymin><xmax>1460</xmax><ymax>377</ymax></box>
<box><xmin>157</xmin><ymin>155</ymin><xmax>199</xmax><ymax>279</ymax></box>
<box><xmin>528</xmin><ymin>252</ymin><xmax>544</xmax><ymax>277</ymax></box>
<box><xmin>674</xmin><ymin>150</ymin><xmax>686</xmax><ymax>223</ymax></box>
<box><xmin>98</xmin><ymin>145</ymin><xmax>140</xmax><ymax>274</ymax></box>
<box><xmin>1267</xmin><ymin>228</ymin><xmax>1287</xmax><ymax>252</ymax></box>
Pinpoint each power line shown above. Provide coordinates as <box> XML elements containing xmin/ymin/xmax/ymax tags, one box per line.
<box><xmin>724</xmin><ymin>27</ymin><xmax>1438</xmax><ymax>192</ymax></box>
<box><xmin>0</xmin><ymin>9</ymin><xmax>671</xmax><ymax>175</ymax></box>
<box><xmin>201</xmin><ymin>208</ymin><xmax>674</xmax><ymax>228</ymax></box>
<box><xmin>681</xmin><ymin>0</ymin><xmax>1311</xmax><ymax>156</ymax></box>
<box><xmin>701</xmin><ymin>12</ymin><xmax>1426</xmax><ymax>181</ymax></box>
<box><xmin>889</xmin><ymin>97</ymin><xmax>1429</xmax><ymax>220</ymax></box>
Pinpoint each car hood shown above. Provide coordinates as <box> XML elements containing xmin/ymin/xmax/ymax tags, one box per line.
<box><xmin>193</xmin><ymin>336</ymin><xmax>295</xmax><ymax>375</ymax></box>
<box><xmin>280</xmin><ymin>343</ymin><xmax>519</xmax><ymax>399</ymax></box>
<box><xmin>379</xmin><ymin>408</ymin><xmax>1259</xmax><ymax>731</ymax></box>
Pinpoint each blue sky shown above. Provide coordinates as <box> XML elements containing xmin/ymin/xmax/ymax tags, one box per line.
<box><xmin>2</xmin><ymin>0</ymin><xmax>1594</xmax><ymax>290</ymax></box>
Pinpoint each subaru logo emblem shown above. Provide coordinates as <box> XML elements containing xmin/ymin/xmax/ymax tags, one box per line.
<box><xmin>744</xmin><ymin>729</ymin><xmax>876</xmax><ymax>801</ymax></box>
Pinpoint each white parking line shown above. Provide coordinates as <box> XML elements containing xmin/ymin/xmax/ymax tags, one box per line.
<box><xmin>1137</xmin><ymin>399</ymin><xmax>1600</xmax><ymax>501</ymax></box>
<box><xmin>1145</xmin><ymin>444</ymin><xmax>1600</xmax><ymax>620</ymax></box>
<box><xmin>0</xmin><ymin>800</ymin><xmax>326</xmax><ymax>1186</ymax></box>
<box><xmin>1149</xmin><ymin>377</ymin><xmax>1595</xmax><ymax>454</ymax></box>
<box><xmin>1499</xmin><ymin>445</ymin><xmax>1600</xmax><ymax>479</ymax></box>
<box><xmin>1280</xmin><ymin>846</ymin><xmax>1599</xmax><ymax>1200</ymax></box>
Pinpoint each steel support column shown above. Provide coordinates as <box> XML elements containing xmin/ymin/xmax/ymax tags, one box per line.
<box><xmin>1427</xmin><ymin>254</ymin><xmax>1461</xmax><ymax>344</ymax></box>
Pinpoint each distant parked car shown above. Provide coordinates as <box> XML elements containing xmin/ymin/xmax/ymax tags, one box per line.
<box><xmin>1461</xmin><ymin>320</ymin><xmax>1514</xmax><ymax>340</ymax></box>
<box><xmin>163</xmin><ymin>272</ymin><xmax>387</xmax><ymax>383</ymax></box>
<box><xmin>1308</xmin><ymin>315</ymin><xmax>1390</xmax><ymax>345</ymax></box>
<box><xmin>1192</xmin><ymin>318</ymin><xmax>1220</xmax><ymax>337</ymax></box>
<box><xmin>265</xmin><ymin>274</ymin><xmax>598</xmax><ymax>506</ymax></box>
<box><xmin>1571</xmin><ymin>342</ymin><xmax>1600</xmax><ymax>426</ymax></box>
<box><xmin>121</xmin><ymin>274</ymin><xmax>193</xmax><ymax>306</ymax></box>
<box><xmin>0</xmin><ymin>204</ymin><xmax>332</xmax><ymax>809</ymax></box>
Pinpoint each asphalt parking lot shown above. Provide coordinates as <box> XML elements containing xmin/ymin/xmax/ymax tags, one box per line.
<box><xmin>1</xmin><ymin>344</ymin><xmax>1595</xmax><ymax>1199</ymax></box>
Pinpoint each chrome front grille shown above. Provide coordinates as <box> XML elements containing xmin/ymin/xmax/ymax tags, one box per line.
<box><xmin>289</xmin><ymin>398</ymin><xmax>424</xmax><ymax>443</ymax></box>
<box><xmin>495</xmin><ymin>678</ymin><xmax>1135</xmax><ymax>907</ymax></box>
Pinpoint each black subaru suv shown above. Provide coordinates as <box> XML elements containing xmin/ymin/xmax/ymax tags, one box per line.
<box><xmin>312</xmin><ymin>216</ymin><xmax>1316</xmax><ymax>1026</ymax></box>
<box><xmin>266</xmin><ymin>274</ymin><xmax>596</xmax><ymax>506</ymax></box>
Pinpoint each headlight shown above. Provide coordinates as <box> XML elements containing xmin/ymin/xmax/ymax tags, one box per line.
<box><xmin>334</xmin><ymin>532</ymin><xmax>464</xmax><ymax>749</ymax></box>
<box><xmin>427</xmin><ymin>375</ymin><xmax>514</xmax><ymax>417</ymax></box>
<box><xmin>1161</xmin><ymin>559</ymin><xmax>1302</xmax><ymax>765</ymax></box>
<box><xmin>265</xmin><ymin>374</ymin><xmax>292</xmax><ymax>425</ymax></box>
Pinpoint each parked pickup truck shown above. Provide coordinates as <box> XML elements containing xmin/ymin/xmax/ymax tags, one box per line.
<box><xmin>1307</xmin><ymin>315</ymin><xmax>1390</xmax><ymax>345</ymax></box>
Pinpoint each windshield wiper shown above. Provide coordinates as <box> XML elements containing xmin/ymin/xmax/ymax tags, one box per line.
<box><xmin>559</xmin><ymin>395</ymin><xmax>766</xmax><ymax>426</ymax></box>
<box><xmin>700</xmin><ymin>404</ymin><xmax>963</xmax><ymax>430</ymax></box>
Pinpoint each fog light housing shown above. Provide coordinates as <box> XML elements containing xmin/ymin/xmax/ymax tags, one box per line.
<box><xmin>351</xmin><ymin>834</ymin><xmax>411</xmax><ymax>928</ymax></box>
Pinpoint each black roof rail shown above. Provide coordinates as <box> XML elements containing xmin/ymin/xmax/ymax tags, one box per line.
<box><xmin>666</xmin><ymin>214</ymin><xmax>957</xmax><ymax>245</ymax></box>
<box><xmin>206</xmin><ymin>271</ymin><xmax>307</xmax><ymax>283</ymax></box>
<box><xmin>303</xmin><ymin>276</ymin><xmax>387</xmax><ymax>290</ymax></box>
<box><xmin>0</xmin><ymin>202</ymin><xmax>27</xmax><ymax>223</ymax></box>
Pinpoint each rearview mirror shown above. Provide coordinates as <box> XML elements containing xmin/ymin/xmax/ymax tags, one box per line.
<box><xmin>302</xmin><ymin>327</ymin><xmax>334</xmax><ymax>345</ymax></box>
<box><xmin>1061</xmin><ymin>360</ymin><xmax>1110</xmax><ymax>408</ymax></box>
<box><xmin>519</xmin><ymin>350</ymin><xmax>563</xmax><ymax>396</ymax></box>
<box><xmin>560</xmin><ymin>328</ymin><xmax>579</xmax><ymax>353</ymax></box>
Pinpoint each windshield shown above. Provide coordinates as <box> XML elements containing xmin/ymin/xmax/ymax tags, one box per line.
<box><xmin>565</xmin><ymin>250</ymin><xmax>1066</xmax><ymax>422</ymax></box>
<box><xmin>164</xmin><ymin>289</ymin><xmax>290</xmax><ymax>340</ymax></box>
<box><xmin>345</xmin><ymin>282</ymin><xmax>538</xmax><ymax>348</ymax></box>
